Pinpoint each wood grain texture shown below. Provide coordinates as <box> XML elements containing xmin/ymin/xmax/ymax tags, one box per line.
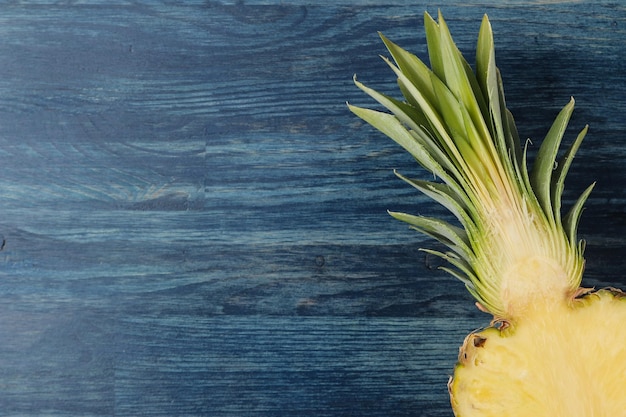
<box><xmin>0</xmin><ymin>1</ymin><xmax>624</xmax><ymax>416</ymax></box>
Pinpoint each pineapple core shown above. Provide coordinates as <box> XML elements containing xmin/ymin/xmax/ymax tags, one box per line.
<box><xmin>500</xmin><ymin>255</ymin><xmax>570</xmax><ymax>318</ymax></box>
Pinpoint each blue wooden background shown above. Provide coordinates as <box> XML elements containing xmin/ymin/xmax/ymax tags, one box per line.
<box><xmin>0</xmin><ymin>1</ymin><xmax>625</xmax><ymax>416</ymax></box>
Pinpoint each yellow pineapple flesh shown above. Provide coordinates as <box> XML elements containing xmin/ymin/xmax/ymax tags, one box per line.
<box><xmin>451</xmin><ymin>289</ymin><xmax>626</xmax><ymax>416</ymax></box>
<box><xmin>348</xmin><ymin>10</ymin><xmax>626</xmax><ymax>416</ymax></box>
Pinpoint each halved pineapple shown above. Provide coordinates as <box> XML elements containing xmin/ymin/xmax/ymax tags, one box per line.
<box><xmin>349</xmin><ymin>11</ymin><xmax>626</xmax><ymax>416</ymax></box>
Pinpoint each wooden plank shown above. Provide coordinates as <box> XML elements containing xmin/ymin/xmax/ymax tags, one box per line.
<box><xmin>115</xmin><ymin>315</ymin><xmax>470</xmax><ymax>416</ymax></box>
<box><xmin>0</xmin><ymin>2</ymin><xmax>623</xmax><ymax>416</ymax></box>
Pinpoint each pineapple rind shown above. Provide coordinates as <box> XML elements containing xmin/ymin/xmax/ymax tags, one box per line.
<box><xmin>448</xmin><ymin>288</ymin><xmax>626</xmax><ymax>417</ymax></box>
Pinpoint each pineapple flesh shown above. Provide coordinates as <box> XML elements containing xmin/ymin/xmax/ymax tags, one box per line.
<box><xmin>348</xmin><ymin>11</ymin><xmax>626</xmax><ymax>416</ymax></box>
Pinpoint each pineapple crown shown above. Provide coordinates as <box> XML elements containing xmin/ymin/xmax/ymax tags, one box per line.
<box><xmin>348</xmin><ymin>11</ymin><xmax>594</xmax><ymax>320</ymax></box>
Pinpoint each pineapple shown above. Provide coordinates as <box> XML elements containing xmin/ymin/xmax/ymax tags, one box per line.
<box><xmin>349</xmin><ymin>11</ymin><xmax>626</xmax><ymax>416</ymax></box>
